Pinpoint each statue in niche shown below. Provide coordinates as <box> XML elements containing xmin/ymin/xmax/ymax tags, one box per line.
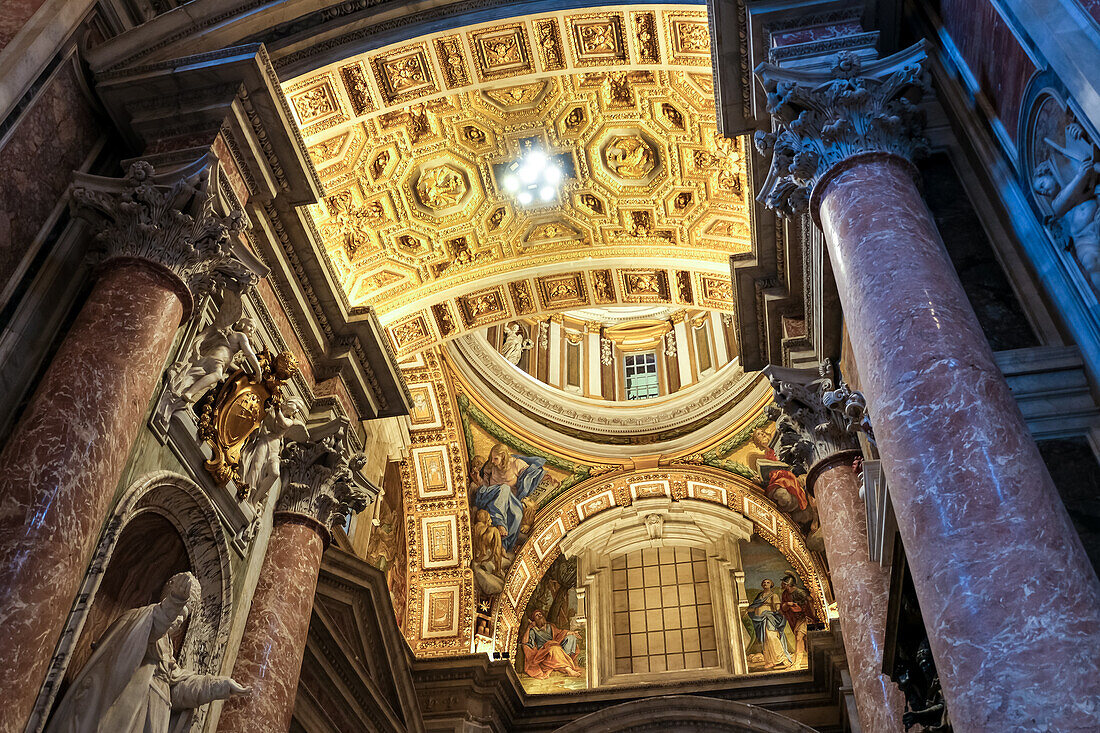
<box><xmin>1032</xmin><ymin>121</ymin><xmax>1100</xmax><ymax>294</ymax></box>
<box><xmin>500</xmin><ymin>322</ymin><xmax>534</xmax><ymax>365</ymax></box>
<box><xmin>238</xmin><ymin>396</ymin><xmax>306</xmax><ymax>512</ymax></box>
<box><xmin>46</xmin><ymin>572</ymin><xmax>249</xmax><ymax>733</ymax></box>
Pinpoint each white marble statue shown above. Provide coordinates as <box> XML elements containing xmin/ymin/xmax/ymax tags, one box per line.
<box><xmin>1033</xmin><ymin>122</ymin><xmax>1100</xmax><ymax>294</ymax></box>
<box><xmin>239</xmin><ymin>396</ymin><xmax>307</xmax><ymax>511</ymax></box>
<box><xmin>46</xmin><ymin>572</ymin><xmax>249</xmax><ymax>733</ymax></box>
<box><xmin>500</xmin><ymin>323</ymin><xmax>533</xmax><ymax>365</ymax></box>
<box><xmin>167</xmin><ymin>316</ymin><xmax>262</xmax><ymax>404</ymax></box>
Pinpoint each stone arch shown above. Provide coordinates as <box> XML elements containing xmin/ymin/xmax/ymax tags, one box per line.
<box><xmin>552</xmin><ymin>695</ymin><xmax>817</xmax><ymax>733</ymax></box>
<box><xmin>29</xmin><ymin>471</ymin><xmax>233</xmax><ymax>733</ymax></box>
<box><xmin>493</xmin><ymin>466</ymin><xmax>830</xmax><ymax>668</ymax></box>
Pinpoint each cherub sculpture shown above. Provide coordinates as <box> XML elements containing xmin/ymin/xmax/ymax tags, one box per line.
<box><xmin>157</xmin><ymin>280</ymin><xmax>262</xmax><ymax>429</ymax></box>
<box><xmin>1033</xmin><ymin>122</ymin><xmax>1100</xmax><ymax>294</ymax></box>
<box><xmin>239</xmin><ymin>396</ymin><xmax>307</xmax><ymax>511</ymax></box>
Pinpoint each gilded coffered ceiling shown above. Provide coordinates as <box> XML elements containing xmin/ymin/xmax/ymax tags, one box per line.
<box><xmin>282</xmin><ymin>5</ymin><xmax>750</xmax><ymax>357</ymax></box>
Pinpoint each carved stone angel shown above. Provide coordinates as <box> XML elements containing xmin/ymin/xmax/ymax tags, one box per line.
<box><xmin>1032</xmin><ymin>121</ymin><xmax>1100</xmax><ymax>294</ymax></box>
<box><xmin>46</xmin><ymin>572</ymin><xmax>249</xmax><ymax>733</ymax></box>
<box><xmin>156</xmin><ymin>280</ymin><xmax>261</xmax><ymax>428</ymax></box>
<box><xmin>239</xmin><ymin>396</ymin><xmax>307</xmax><ymax>511</ymax></box>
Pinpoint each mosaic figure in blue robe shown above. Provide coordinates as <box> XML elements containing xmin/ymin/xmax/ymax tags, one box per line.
<box><xmin>473</xmin><ymin>443</ymin><xmax>546</xmax><ymax>551</ymax></box>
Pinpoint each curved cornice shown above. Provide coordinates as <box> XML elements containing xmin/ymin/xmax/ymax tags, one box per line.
<box><xmin>446</xmin><ymin>333</ymin><xmax>769</xmax><ymax>456</ymax></box>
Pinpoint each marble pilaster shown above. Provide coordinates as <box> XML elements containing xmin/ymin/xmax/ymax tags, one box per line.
<box><xmin>765</xmin><ymin>365</ymin><xmax>904</xmax><ymax>733</ymax></box>
<box><xmin>757</xmin><ymin>46</ymin><xmax>1100</xmax><ymax>730</ymax></box>
<box><xmin>0</xmin><ymin>160</ymin><xmax>249</xmax><ymax>730</ymax></box>
<box><xmin>218</xmin><ymin>423</ymin><xmax>375</xmax><ymax>733</ymax></box>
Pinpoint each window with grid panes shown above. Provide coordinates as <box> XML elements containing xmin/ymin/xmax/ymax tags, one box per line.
<box><xmin>610</xmin><ymin>547</ymin><xmax>719</xmax><ymax>675</ymax></box>
<box><xmin>623</xmin><ymin>352</ymin><xmax>659</xmax><ymax>400</ymax></box>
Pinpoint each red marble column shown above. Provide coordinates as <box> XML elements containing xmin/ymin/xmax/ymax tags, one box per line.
<box><xmin>218</xmin><ymin>518</ymin><xmax>325</xmax><ymax>733</ymax></box>
<box><xmin>812</xmin><ymin>453</ymin><xmax>904</xmax><ymax>733</ymax></box>
<box><xmin>817</xmin><ymin>155</ymin><xmax>1100</xmax><ymax>730</ymax></box>
<box><xmin>219</xmin><ymin>425</ymin><xmax>371</xmax><ymax>733</ymax></box>
<box><xmin>0</xmin><ymin>260</ymin><xmax>186</xmax><ymax>730</ymax></box>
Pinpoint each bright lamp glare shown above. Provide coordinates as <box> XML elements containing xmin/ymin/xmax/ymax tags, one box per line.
<box><xmin>504</xmin><ymin>150</ymin><xmax>563</xmax><ymax>207</ymax></box>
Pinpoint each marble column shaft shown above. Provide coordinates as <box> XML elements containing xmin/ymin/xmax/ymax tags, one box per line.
<box><xmin>217</xmin><ymin>518</ymin><xmax>325</xmax><ymax>733</ymax></box>
<box><xmin>0</xmin><ymin>261</ymin><xmax>185</xmax><ymax>731</ymax></box>
<box><xmin>813</xmin><ymin>455</ymin><xmax>904</xmax><ymax>733</ymax></box>
<box><xmin>817</xmin><ymin>155</ymin><xmax>1100</xmax><ymax>730</ymax></box>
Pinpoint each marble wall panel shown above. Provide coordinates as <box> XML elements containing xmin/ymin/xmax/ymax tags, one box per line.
<box><xmin>0</xmin><ymin>0</ymin><xmax>48</xmax><ymax>52</ymax></box>
<box><xmin>0</xmin><ymin>62</ymin><xmax>101</xmax><ymax>301</ymax></box>
<box><xmin>937</xmin><ymin>0</ymin><xmax>1036</xmax><ymax>142</ymax></box>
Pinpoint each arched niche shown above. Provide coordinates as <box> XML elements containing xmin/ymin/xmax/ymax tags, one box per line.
<box><xmin>29</xmin><ymin>471</ymin><xmax>233</xmax><ymax>733</ymax></box>
<box><xmin>552</xmin><ymin>694</ymin><xmax>817</xmax><ymax>733</ymax></box>
<box><xmin>497</xmin><ymin>467</ymin><xmax>829</xmax><ymax>690</ymax></box>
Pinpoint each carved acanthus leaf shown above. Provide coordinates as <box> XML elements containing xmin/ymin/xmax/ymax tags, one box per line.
<box><xmin>753</xmin><ymin>43</ymin><xmax>931</xmax><ymax>218</ymax></box>
<box><xmin>763</xmin><ymin>362</ymin><xmax>871</xmax><ymax>470</ymax></box>
<box><xmin>277</xmin><ymin>421</ymin><xmax>377</xmax><ymax>536</ymax></box>
<box><xmin>69</xmin><ymin>160</ymin><xmax>253</xmax><ymax>298</ymax></box>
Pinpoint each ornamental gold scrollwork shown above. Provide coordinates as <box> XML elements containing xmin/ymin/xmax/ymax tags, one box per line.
<box><xmin>197</xmin><ymin>348</ymin><xmax>300</xmax><ymax>501</ymax></box>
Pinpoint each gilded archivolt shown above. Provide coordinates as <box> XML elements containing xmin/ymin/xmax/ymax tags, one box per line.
<box><xmin>491</xmin><ymin>465</ymin><xmax>830</xmax><ymax>655</ymax></box>
<box><xmin>282</xmin><ymin>5</ymin><xmax>750</xmax><ymax>355</ymax></box>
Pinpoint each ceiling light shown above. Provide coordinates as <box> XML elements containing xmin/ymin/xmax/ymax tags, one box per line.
<box><xmin>502</xmin><ymin>150</ymin><xmax>563</xmax><ymax>207</ymax></box>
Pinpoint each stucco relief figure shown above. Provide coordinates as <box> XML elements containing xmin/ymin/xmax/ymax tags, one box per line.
<box><xmin>745</xmin><ymin>579</ymin><xmax>792</xmax><ymax>670</ymax></box>
<box><xmin>605</xmin><ymin>136</ymin><xmax>656</xmax><ymax>179</ymax></box>
<box><xmin>500</xmin><ymin>323</ymin><xmax>534</xmax><ymax>365</ymax></box>
<box><xmin>239</xmin><ymin>396</ymin><xmax>306</xmax><ymax>512</ymax></box>
<box><xmin>1032</xmin><ymin>122</ymin><xmax>1100</xmax><ymax>294</ymax></box>
<box><xmin>165</xmin><ymin>316</ymin><xmax>262</xmax><ymax>413</ymax></box>
<box><xmin>47</xmin><ymin>572</ymin><xmax>248</xmax><ymax>733</ymax></box>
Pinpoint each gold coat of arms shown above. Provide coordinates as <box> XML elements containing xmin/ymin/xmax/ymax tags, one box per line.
<box><xmin>197</xmin><ymin>348</ymin><xmax>299</xmax><ymax>500</ymax></box>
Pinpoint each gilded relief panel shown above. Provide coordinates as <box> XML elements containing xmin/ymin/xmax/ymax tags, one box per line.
<box><xmin>567</xmin><ymin>13</ymin><xmax>629</xmax><ymax>66</ymax></box>
<box><xmin>372</xmin><ymin>44</ymin><xmax>438</xmax><ymax>104</ymax></box>
<box><xmin>468</xmin><ymin>23</ymin><xmax>534</xmax><ymax>81</ymax></box>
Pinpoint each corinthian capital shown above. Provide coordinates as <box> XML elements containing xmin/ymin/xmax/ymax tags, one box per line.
<box><xmin>276</xmin><ymin>420</ymin><xmax>376</xmax><ymax>539</ymax></box>
<box><xmin>762</xmin><ymin>362</ymin><xmax>870</xmax><ymax>473</ymax></box>
<box><xmin>753</xmin><ymin>42</ymin><xmax>931</xmax><ymax>218</ymax></box>
<box><xmin>69</xmin><ymin>159</ymin><xmax>254</xmax><ymax>307</ymax></box>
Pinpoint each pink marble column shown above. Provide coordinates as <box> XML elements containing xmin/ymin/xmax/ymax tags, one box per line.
<box><xmin>218</xmin><ymin>518</ymin><xmax>325</xmax><ymax>733</ymax></box>
<box><xmin>817</xmin><ymin>154</ymin><xmax>1100</xmax><ymax>729</ymax></box>
<box><xmin>0</xmin><ymin>260</ymin><xmax>186</xmax><ymax>730</ymax></box>
<box><xmin>812</xmin><ymin>453</ymin><xmax>904</xmax><ymax>733</ymax></box>
<box><xmin>219</xmin><ymin>424</ymin><xmax>372</xmax><ymax>733</ymax></box>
